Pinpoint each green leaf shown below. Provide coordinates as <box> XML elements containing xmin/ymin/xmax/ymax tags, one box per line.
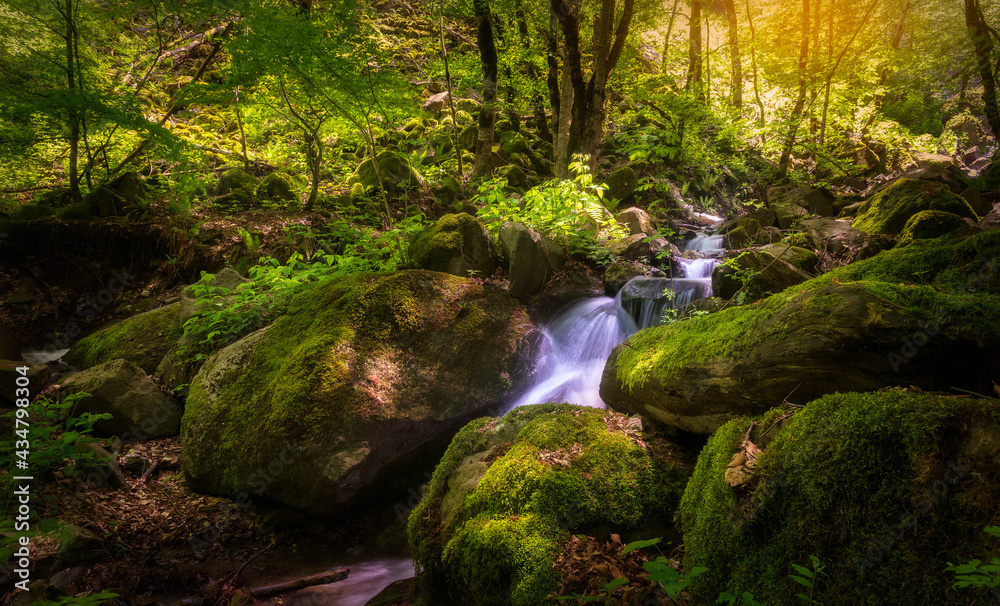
<box><xmin>602</xmin><ymin>577</ymin><xmax>629</xmax><ymax>591</ymax></box>
<box><xmin>790</xmin><ymin>575</ymin><xmax>812</xmax><ymax>588</ymax></box>
<box><xmin>622</xmin><ymin>537</ymin><xmax>661</xmax><ymax>555</ymax></box>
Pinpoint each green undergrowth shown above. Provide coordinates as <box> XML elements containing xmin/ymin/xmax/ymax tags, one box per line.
<box><xmin>407</xmin><ymin>403</ymin><xmax>689</xmax><ymax>606</ymax></box>
<box><xmin>677</xmin><ymin>390</ymin><xmax>1000</xmax><ymax>605</ymax></box>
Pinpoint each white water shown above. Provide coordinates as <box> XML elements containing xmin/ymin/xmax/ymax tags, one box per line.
<box><xmin>509</xmin><ymin>253</ymin><xmax>718</xmax><ymax>410</ymax></box>
<box><xmin>685</xmin><ymin>233</ymin><xmax>725</xmax><ymax>254</ymax></box>
<box><xmin>284</xmin><ymin>558</ymin><xmax>414</xmax><ymax>606</ymax></box>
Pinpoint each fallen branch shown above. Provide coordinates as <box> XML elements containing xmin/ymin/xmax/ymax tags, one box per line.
<box><xmin>248</xmin><ymin>568</ymin><xmax>349</xmax><ymax>598</ymax></box>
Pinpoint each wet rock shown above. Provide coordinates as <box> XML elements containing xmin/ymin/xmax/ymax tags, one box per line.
<box><xmin>500</xmin><ymin>222</ymin><xmax>564</xmax><ymax>297</ymax></box>
<box><xmin>409</xmin><ymin>213</ymin><xmax>495</xmax><ymax>278</ymax></box>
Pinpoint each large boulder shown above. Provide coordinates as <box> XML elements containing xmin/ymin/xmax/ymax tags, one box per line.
<box><xmin>600</xmin><ymin>231</ymin><xmax>1000</xmax><ymax>435</ymax></box>
<box><xmin>678</xmin><ymin>391</ymin><xmax>1000</xmax><ymax>606</ymax></box>
<box><xmin>982</xmin><ymin>159</ymin><xmax>1000</xmax><ymax>191</ymax></box>
<box><xmin>0</xmin><ymin>360</ymin><xmax>49</xmax><ymax>405</ymax></box>
<box><xmin>410</xmin><ymin>213</ymin><xmax>496</xmax><ymax>278</ymax></box>
<box><xmin>62</xmin><ymin>359</ymin><xmax>182</xmax><ymax>441</ymax></box>
<box><xmin>713</xmin><ymin>250</ymin><xmax>812</xmax><ymax>301</ymax></box>
<box><xmin>798</xmin><ymin>217</ymin><xmax>868</xmax><ymax>253</ymax></box>
<box><xmin>255</xmin><ymin>172</ymin><xmax>297</xmax><ymax>202</ymax></box>
<box><xmin>499</xmin><ymin>222</ymin><xmax>564</xmax><ymax>297</ymax></box>
<box><xmin>853</xmin><ymin>178</ymin><xmax>979</xmax><ymax>234</ymax></box>
<box><xmin>765</xmin><ymin>186</ymin><xmax>836</xmax><ymax>229</ymax></box>
<box><xmin>896</xmin><ymin>210</ymin><xmax>971</xmax><ymax>247</ymax></box>
<box><xmin>181</xmin><ymin>271</ymin><xmax>534</xmax><ymax>516</ymax></box>
<box><xmin>0</xmin><ymin>323</ymin><xmax>20</xmax><ymax>361</ymax></box>
<box><xmin>350</xmin><ymin>151</ymin><xmax>424</xmax><ymax>195</ymax></box>
<box><xmin>615</xmin><ymin>207</ymin><xmax>657</xmax><ymax>238</ymax></box>
<box><xmin>215</xmin><ymin>167</ymin><xmax>258</xmax><ymax>196</ymax></box>
<box><xmin>63</xmin><ymin>303</ymin><xmax>184</xmax><ymax>375</ymax></box>
<box><xmin>604</xmin><ymin>166</ymin><xmax>638</xmax><ymax>210</ymax></box>
<box><xmin>407</xmin><ymin>404</ymin><xmax>690</xmax><ymax>606</ymax></box>
<box><xmin>758</xmin><ymin>243</ymin><xmax>819</xmax><ymax>274</ymax></box>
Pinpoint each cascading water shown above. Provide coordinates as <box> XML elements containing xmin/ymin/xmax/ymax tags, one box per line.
<box><xmin>509</xmin><ymin>244</ymin><xmax>720</xmax><ymax>410</ymax></box>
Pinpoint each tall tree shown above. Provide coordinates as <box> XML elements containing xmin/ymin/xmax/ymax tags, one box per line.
<box><xmin>744</xmin><ymin>0</ymin><xmax>765</xmax><ymax>124</ymax></box>
<box><xmin>724</xmin><ymin>0</ymin><xmax>743</xmax><ymax>109</ymax></box>
<box><xmin>776</xmin><ymin>0</ymin><xmax>811</xmax><ymax>180</ymax></box>
<box><xmin>687</xmin><ymin>0</ymin><xmax>704</xmax><ymax>99</ymax></box>
<box><xmin>472</xmin><ymin>0</ymin><xmax>499</xmax><ymax>179</ymax></box>
<box><xmin>965</xmin><ymin>0</ymin><xmax>1000</xmax><ymax>139</ymax></box>
<box><xmin>862</xmin><ymin>1</ymin><xmax>910</xmax><ymax>137</ymax></box>
<box><xmin>552</xmin><ymin>0</ymin><xmax>636</xmax><ymax>170</ymax></box>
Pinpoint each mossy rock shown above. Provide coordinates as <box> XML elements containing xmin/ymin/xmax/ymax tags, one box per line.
<box><xmin>57</xmin><ymin>202</ymin><xmax>95</xmax><ymax>220</ymax></box>
<box><xmin>434</xmin><ymin>175</ymin><xmax>461</xmax><ymax>205</ymax></box>
<box><xmin>456</xmin><ymin>98</ymin><xmax>481</xmax><ymax>114</ymax></box>
<box><xmin>216</xmin><ymin>167</ymin><xmax>258</xmax><ymax>196</ymax></box>
<box><xmin>981</xmin><ymin>159</ymin><xmax>1000</xmax><ymax>191</ymax></box>
<box><xmin>350</xmin><ymin>150</ymin><xmax>424</xmax><ymax>196</ymax></box>
<box><xmin>604</xmin><ymin>166</ymin><xmax>638</xmax><ymax>210</ymax></box>
<box><xmin>500</xmin><ymin>131</ymin><xmax>529</xmax><ymax>156</ymax></box>
<box><xmin>678</xmin><ymin>391</ymin><xmax>1000</xmax><ymax>606</ymax></box>
<box><xmin>12</xmin><ymin>203</ymin><xmax>55</xmax><ymax>221</ymax></box>
<box><xmin>402</xmin><ymin>117</ymin><xmax>425</xmax><ymax>133</ymax></box>
<box><xmin>458</xmin><ymin>125</ymin><xmax>477</xmax><ymax>152</ymax></box>
<box><xmin>602</xmin><ymin>231</ymin><xmax>1000</xmax><ymax>434</ymax></box>
<box><xmin>408</xmin><ymin>404</ymin><xmax>691</xmax><ymax>606</ymax></box>
<box><xmin>409</xmin><ymin>213</ymin><xmax>495</xmax><ymax>278</ymax></box>
<box><xmin>765</xmin><ymin>186</ymin><xmax>836</xmax><ymax>229</ymax></box>
<box><xmin>181</xmin><ymin>271</ymin><xmax>533</xmax><ymax>516</ymax></box>
<box><xmin>84</xmin><ymin>185</ymin><xmax>134</xmax><ymax>218</ymax></box>
<box><xmin>897</xmin><ymin>210</ymin><xmax>970</xmax><ymax>247</ymax></box>
<box><xmin>853</xmin><ymin>178</ymin><xmax>978</xmax><ymax>234</ymax></box>
<box><xmin>213</xmin><ymin>191</ymin><xmax>258</xmax><ymax>212</ymax></box>
<box><xmin>255</xmin><ymin>172</ymin><xmax>297</xmax><ymax>202</ymax></box>
<box><xmin>759</xmin><ymin>243</ymin><xmax>819</xmax><ymax>273</ymax></box>
<box><xmin>712</xmin><ymin>249</ymin><xmax>812</xmax><ymax>300</ymax></box>
<box><xmin>109</xmin><ymin>171</ymin><xmax>146</xmax><ymax>202</ymax></box>
<box><xmin>498</xmin><ymin>164</ymin><xmax>528</xmax><ymax>190</ymax></box>
<box><xmin>63</xmin><ymin>303</ymin><xmax>184</xmax><ymax>375</ymax></box>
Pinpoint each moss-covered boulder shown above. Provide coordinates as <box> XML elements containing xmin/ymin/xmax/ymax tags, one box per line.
<box><xmin>499</xmin><ymin>221</ymin><xmax>565</xmax><ymax>297</ymax></box>
<box><xmin>409</xmin><ymin>213</ymin><xmax>495</xmax><ymax>278</ymax></box>
<box><xmin>181</xmin><ymin>271</ymin><xmax>533</xmax><ymax>516</ymax></box>
<box><xmin>12</xmin><ymin>203</ymin><xmax>56</xmax><ymax>221</ymax></box>
<box><xmin>765</xmin><ymin>186</ymin><xmax>836</xmax><ymax>229</ymax></box>
<box><xmin>601</xmin><ymin>231</ymin><xmax>1000</xmax><ymax>435</ymax></box>
<box><xmin>853</xmin><ymin>178</ymin><xmax>979</xmax><ymax>234</ymax></box>
<box><xmin>896</xmin><ymin>210</ymin><xmax>970</xmax><ymax>247</ymax></box>
<box><xmin>759</xmin><ymin>243</ymin><xmax>819</xmax><ymax>273</ymax></box>
<box><xmin>498</xmin><ymin>164</ymin><xmax>528</xmax><ymax>189</ymax></box>
<box><xmin>350</xmin><ymin>151</ymin><xmax>424</xmax><ymax>195</ymax></box>
<box><xmin>981</xmin><ymin>159</ymin><xmax>1000</xmax><ymax>191</ymax></box>
<box><xmin>216</xmin><ymin>168</ymin><xmax>258</xmax><ymax>196</ymax></box>
<box><xmin>57</xmin><ymin>201</ymin><xmax>95</xmax><ymax>220</ymax></box>
<box><xmin>604</xmin><ymin>166</ymin><xmax>637</xmax><ymax>210</ymax></box>
<box><xmin>84</xmin><ymin>186</ymin><xmax>133</xmax><ymax>218</ymax></box>
<box><xmin>255</xmin><ymin>172</ymin><xmax>297</xmax><ymax>202</ymax></box>
<box><xmin>407</xmin><ymin>404</ymin><xmax>691</xmax><ymax>606</ymax></box>
<box><xmin>63</xmin><ymin>303</ymin><xmax>184</xmax><ymax>375</ymax></box>
<box><xmin>713</xmin><ymin>249</ymin><xmax>812</xmax><ymax>301</ymax></box>
<box><xmin>678</xmin><ymin>391</ymin><xmax>1000</xmax><ymax>606</ymax></box>
<box><xmin>434</xmin><ymin>174</ymin><xmax>462</xmax><ymax>205</ymax></box>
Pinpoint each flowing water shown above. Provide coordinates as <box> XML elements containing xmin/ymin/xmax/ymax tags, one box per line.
<box><xmin>285</xmin><ymin>558</ymin><xmax>414</xmax><ymax>606</ymax></box>
<box><xmin>508</xmin><ymin>243</ymin><xmax>721</xmax><ymax>410</ymax></box>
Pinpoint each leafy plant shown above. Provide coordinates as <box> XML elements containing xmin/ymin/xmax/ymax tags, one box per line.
<box><xmin>720</xmin><ymin>252</ymin><xmax>765</xmax><ymax>306</ymax></box>
<box><xmin>790</xmin><ymin>555</ymin><xmax>826</xmax><ymax>605</ymax></box>
<box><xmin>625</xmin><ymin>537</ymin><xmax>708</xmax><ymax>602</ymax></box>
<box><xmin>717</xmin><ymin>589</ymin><xmax>767</xmax><ymax>606</ymax></box>
<box><xmin>37</xmin><ymin>592</ymin><xmax>120</xmax><ymax>606</ymax></box>
<box><xmin>946</xmin><ymin>527</ymin><xmax>1000</xmax><ymax>590</ymax></box>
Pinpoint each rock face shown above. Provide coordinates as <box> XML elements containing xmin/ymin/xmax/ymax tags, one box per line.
<box><xmin>350</xmin><ymin>151</ymin><xmax>424</xmax><ymax>195</ymax></box>
<box><xmin>499</xmin><ymin>222</ymin><xmax>564</xmax><ymax>297</ymax></box>
<box><xmin>410</xmin><ymin>213</ymin><xmax>496</xmax><ymax>278</ymax></box>
<box><xmin>758</xmin><ymin>243</ymin><xmax>819</xmax><ymax>273</ymax></box>
<box><xmin>712</xmin><ymin>249</ymin><xmax>812</xmax><ymax>300</ymax></box>
<box><xmin>615</xmin><ymin>207</ymin><xmax>657</xmax><ymax>238</ymax></box>
<box><xmin>181</xmin><ymin>271</ymin><xmax>534</xmax><ymax>517</ymax></box>
<box><xmin>678</xmin><ymin>391</ymin><xmax>1000</xmax><ymax>606</ymax></box>
<box><xmin>62</xmin><ymin>359</ymin><xmax>182</xmax><ymax>441</ymax></box>
<box><xmin>604</xmin><ymin>166</ymin><xmax>638</xmax><ymax>209</ymax></box>
<box><xmin>407</xmin><ymin>404</ymin><xmax>690</xmax><ymax>606</ymax></box>
<box><xmin>765</xmin><ymin>186</ymin><xmax>835</xmax><ymax>228</ymax></box>
<box><xmin>0</xmin><ymin>360</ymin><xmax>49</xmax><ymax>405</ymax></box>
<box><xmin>853</xmin><ymin>178</ymin><xmax>979</xmax><ymax>234</ymax></box>
<box><xmin>63</xmin><ymin>303</ymin><xmax>184</xmax><ymax>375</ymax></box>
<box><xmin>601</xmin><ymin>231</ymin><xmax>1000</xmax><ymax>435</ymax></box>
<box><xmin>798</xmin><ymin>217</ymin><xmax>867</xmax><ymax>253</ymax></box>
<box><xmin>255</xmin><ymin>172</ymin><xmax>297</xmax><ymax>202</ymax></box>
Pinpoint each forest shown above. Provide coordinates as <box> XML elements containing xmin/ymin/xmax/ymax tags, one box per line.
<box><xmin>1</xmin><ymin>0</ymin><xmax>999</xmax><ymax>604</ymax></box>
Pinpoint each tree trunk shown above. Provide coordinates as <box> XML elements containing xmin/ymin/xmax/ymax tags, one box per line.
<box><xmin>440</xmin><ymin>0</ymin><xmax>464</xmax><ymax>175</ymax></box>
<box><xmin>808</xmin><ymin>0</ymin><xmax>821</xmax><ymax>142</ymax></box>
<box><xmin>725</xmin><ymin>0</ymin><xmax>742</xmax><ymax>109</ymax></box>
<box><xmin>820</xmin><ymin>0</ymin><xmax>878</xmax><ymax>145</ymax></box>
<box><xmin>547</xmin><ymin>11</ymin><xmax>561</xmax><ymax>141</ymax></box>
<box><xmin>516</xmin><ymin>3</ymin><xmax>551</xmax><ymax>142</ymax></box>
<box><xmin>745</xmin><ymin>0</ymin><xmax>765</xmax><ymax>124</ymax></box>
<box><xmin>305</xmin><ymin>128</ymin><xmax>322</xmax><ymax>211</ymax></box>
<box><xmin>966</xmin><ymin>0</ymin><xmax>1000</xmax><ymax>140</ymax></box>
<box><xmin>687</xmin><ymin>0</ymin><xmax>704</xmax><ymax>99</ymax></box>
<box><xmin>863</xmin><ymin>2</ymin><xmax>909</xmax><ymax>136</ymax></box>
<box><xmin>472</xmin><ymin>0</ymin><xmax>498</xmax><ymax>179</ymax></box>
<box><xmin>662</xmin><ymin>0</ymin><xmax>682</xmax><ymax>73</ymax></box>
<box><xmin>776</xmin><ymin>0</ymin><xmax>810</xmax><ymax>180</ymax></box>
<box><xmin>704</xmin><ymin>18</ymin><xmax>711</xmax><ymax>107</ymax></box>
<box><xmin>64</xmin><ymin>0</ymin><xmax>80</xmax><ymax>200</ymax></box>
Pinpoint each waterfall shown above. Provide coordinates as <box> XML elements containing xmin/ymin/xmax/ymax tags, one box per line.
<box><xmin>507</xmin><ymin>254</ymin><xmax>718</xmax><ymax>411</ymax></box>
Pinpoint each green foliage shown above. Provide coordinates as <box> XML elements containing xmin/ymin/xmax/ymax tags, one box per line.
<box><xmin>946</xmin><ymin>527</ymin><xmax>1000</xmax><ymax>590</ymax></box>
<box><xmin>37</xmin><ymin>593</ymin><xmax>121</xmax><ymax>606</ymax></box>
<box><xmin>790</xmin><ymin>555</ymin><xmax>826</xmax><ymax>605</ymax></box>
<box><xmin>719</xmin><ymin>252</ymin><xmax>765</xmax><ymax>304</ymax></box>
<box><xmin>0</xmin><ymin>392</ymin><xmax>112</xmax><ymax>493</ymax></box>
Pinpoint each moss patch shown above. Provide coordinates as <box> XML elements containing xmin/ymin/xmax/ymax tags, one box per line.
<box><xmin>63</xmin><ymin>303</ymin><xmax>184</xmax><ymax>375</ymax></box>
<box><xmin>407</xmin><ymin>404</ymin><xmax>690</xmax><ymax>606</ymax></box>
<box><xmin>677</xmin><ymin>391</ymin><xmax>1000</xmax><ymax>605</ymax></box>
<box><xmin>896</xmin><ymin>209</ymin><xmax>969</xmax><ymax>247</ymax></box>
<box><xmin>853</xmin><ymin>178</ymin><xmax>978</xmax><ymax>234</ymax></box>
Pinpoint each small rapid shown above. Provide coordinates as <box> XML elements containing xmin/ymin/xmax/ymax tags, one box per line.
<box><xmin>508</xmin><ymin>241</ymin><xmax>720</xmax><ymax>410</ymax></box>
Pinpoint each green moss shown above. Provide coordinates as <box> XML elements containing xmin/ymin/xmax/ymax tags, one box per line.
<box><xmin>57</xmin><ymin>202</ymin><xmax>94</xmax><ymax>220</ymax></box>
<box><xmin>616</xmin><ymin>231</ymin><xmax>1000</xmax><ymax>392</ymax></box>
<box><xmin>12</xmin><ymin>203</ymin><xmax>55</xmax><ymax>221</ymax></box>
<box><xmin>678</xmin><ymin>391</ymin><xmax>1000</xmax><ymax>605</ymax></box>
<box><xmin>217</xmin><ymin>168</ymin><xmax>258</xmax><ymax>195</ymax></box>
<box><xmin>779</xmin><ymin>232</ymin><xmax>812</xmax><ymax>249</ymax></box>
<box><xmin>896</xmin><ymin>209</ymin><xmax>968</xmax><ymax>247</ymax></box>
<box><xmin>853</xmin><ymin>178</ymin><xmax>978</xmax><ymax>234</ymax></box>
<box><xmin>605</xmin><ymin>166</ymin><xmax>637</xmax><ymax>208</ymax></box>
<box><xmin>181</xmin><ymin>271</ymin><xmax>530</xmax><ymax>510</ymax></box>
<box><xmin>408</xmin><ymin>404</ymin><xmax>688</xmax><ymax>606</ymax></box>
<box><xmin>981</xmin><ymin>159</ymin><xmax>1000</xmax><ymax>191</ymax></box>
<box><xmin>62</xmin><ymin>303</ymin><xmax>184</xmax><ymax>374</ymax></box>
<box><xmin>255</xmin><ymin>172</ymin><xmax>296</xmax><ymax>202</ymax></box>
